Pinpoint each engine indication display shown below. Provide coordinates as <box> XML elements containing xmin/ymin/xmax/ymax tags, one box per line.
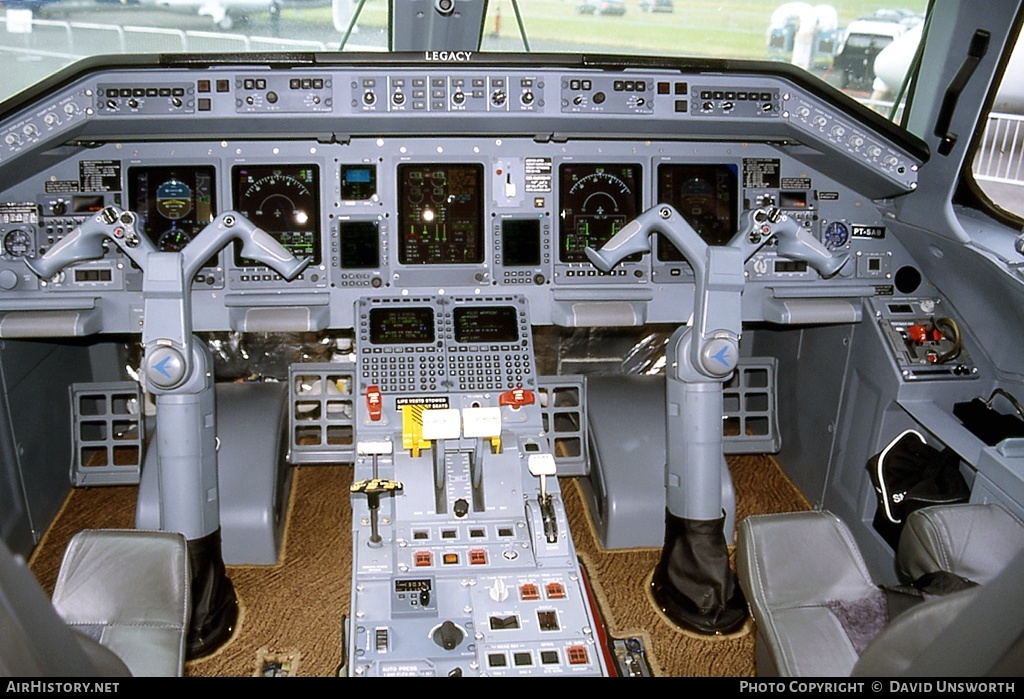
<box><xmin>340</xmin><ymin>164</ymin><xmax>377</xmax><ymax>201</ymax></box>
<box><xmin>656</xmin><ymin>164</ymin><xmax>737</xmax><ymax>256</ymax></box>
<box><xmin>232</xmin><ymin>165</ymin><xmax>320</xmax><ymax>267</ymax></box>
<box><xmin>398</xmin><ymin>163</ymin><xmax>484</xmax><ymax>265</ymax></box>
<box><xmin>558</xmin><ymin>163</ymin><xmax>642</xmax><ymax>263</ymax></box>
<box><xmin>453</xmin><ymin>306</ymin><xmax>520</xmax><ymax>344</ymax></box>
<box><xmin>128</xmin><ymin>166</ymin><xmax>216</xmax><ymax>253</ymax></box>
<box><xmin>369</xmin><ymin>307</ymin><xmax>436</xmax><ymax>345</ymax></box>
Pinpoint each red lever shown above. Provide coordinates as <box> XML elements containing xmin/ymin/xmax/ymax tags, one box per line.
<box><xmin>499</xmin><ymin>387</ymin><xmax>535</xmax><ymax>409</ymax></box>
<box><xmin>366</xmin><ymin>385</ymin><xmax>382</xmax><ymax>422</ymax></box>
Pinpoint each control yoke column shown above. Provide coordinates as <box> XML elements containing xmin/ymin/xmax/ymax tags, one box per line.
<box><xmin>26</xmin><ymin>206</ymin><xmax>310</xmax><ymax>657</ymax></box>
<box><xmin>586</xmin><ymin>204</ymin><xmax>848</xmax><ymax>635</ymax></box>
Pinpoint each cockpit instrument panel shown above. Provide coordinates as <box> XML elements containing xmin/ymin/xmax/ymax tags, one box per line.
<box><xmin>128</xmin><ymin>165</ymin><xmax>216</xmax><ymax>253</ymax></box>
<box><xmin>0</xmin><ymin>58</ymin><xmax>929</xmax><ymax>330</ymax></box>
<box><xmin>232</xmin><ymin>164</ymin><xmax>320</xmax><ymax>267</ymax></box>
<box><xmin>397</xmin><ymin>163</ymin><xmax>484</xmax><ymax>265</ymax></box>
<box><xmin>558</xmin><ymin>163</ymin><xmax>642</xmax><ymax>263</ymax></box>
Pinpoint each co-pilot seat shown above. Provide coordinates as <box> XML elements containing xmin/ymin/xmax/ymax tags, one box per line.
<box><xmin>0</xmin><ymin>529</ymin><xmax>190</xmax><ymax>677</ymax></box>
<box><xmin>737</xmin><ymin>503</ymin><xmax>1024</xmax><ymax>676</ymax></box>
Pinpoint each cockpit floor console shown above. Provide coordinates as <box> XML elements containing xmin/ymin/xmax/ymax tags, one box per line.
<box><xmin>345</xmin><ymin>295</ymin><xmax>608</xmax><ymax>676</ymax></box>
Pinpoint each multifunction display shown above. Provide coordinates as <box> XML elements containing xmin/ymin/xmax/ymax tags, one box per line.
<box><xmin>232</xmin><ymin>164</ymin><xmax>321</xmax><ymax>267</ymax></box>
<box><xmin>501</xmin><ymin>219</ymin><xmax>542</xmax><ymax>267</ymax></box>
<box><xmin>656</xmin><ymin>163</ymin><xmax>738</xmax><ymax>253</ymax></box>
<box><xmin>369</xmin><ymin>306</ymin><xmax>436</xmax><ymax>344</ymax></box>
<box><xmin>128</xmin><ymin>166</ymin><xmax>216</xmax><ymax>252</ymax></box>
<box><xmin>339</xmin><ymin>220</ymin><xmax>380</xmax><ymax>269</ymax></box>
<box><xmin>453</xmin><ymin>306</ymin><xmax>520</xmax><ymax>344</ymax></box>
<box><xmin>398</xmin><ymin>163</ymin><xmax>484</xmax><ymax>265</ymax></box>
<box><xmin>558</xmin><ymin>163</ymin><xmax>642</xmax><ymax>263</ymax></box>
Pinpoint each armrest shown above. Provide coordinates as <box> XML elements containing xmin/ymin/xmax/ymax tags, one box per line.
<box><xmin>897</xmin><ymin>503</ymin><xmax>1024</xmax><ymax>583</ymax></box>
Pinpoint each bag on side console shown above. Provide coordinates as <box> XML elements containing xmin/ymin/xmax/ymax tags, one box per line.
<box><xmin>866</xmin><ymin>429</ymin><xmax>970</xmax><ymax>547</ymax></box>
<box><xmin>953</xmin><ymin>389</ymin><xmax>1024</xmax><ymax>446</ymax></box>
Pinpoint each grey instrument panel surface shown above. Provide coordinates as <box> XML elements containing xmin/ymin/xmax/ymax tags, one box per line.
<box><xmin>0</xmin><ymin>58</ymin><xmax>926</xmax><ymax>335</ymax></box>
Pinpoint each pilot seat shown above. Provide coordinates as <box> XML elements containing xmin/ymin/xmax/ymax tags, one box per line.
<box><xmin>736</xmin><ymin>503</ymin><xmax>1024</xmax><ymax>676</ymax></box>
<box><xmin>0</xmin><ymin>529</ymin><xmax>190</xmax><ymax>677</ymax></box>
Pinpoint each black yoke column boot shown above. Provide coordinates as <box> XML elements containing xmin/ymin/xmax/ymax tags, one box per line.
<box><xmin>185</xmin><ymin>529</ymin><xmax>239</xmax><ymax>658</ymax></box>
<box><xmin>650</xmin><ymin>509</ymin><xmax>747</xmax><ymax>635</ymax></box>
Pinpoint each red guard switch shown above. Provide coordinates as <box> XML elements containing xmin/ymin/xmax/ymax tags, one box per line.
<box><xmin>366</xmin><ymin>385</ymin><xmax>382</xmax><ymax>421</ymax></box>
<box><xmin>499</xmin><ymin>387</ymin><xmax>535</xmax><ymax>409</ymax></box>
<box><xmin>908</xmin><ymin>323</ymin><xmax>944</xmax><ymax>344</ymax></box>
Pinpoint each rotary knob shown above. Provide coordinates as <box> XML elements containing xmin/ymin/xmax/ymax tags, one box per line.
<box><xmin>0</xmin><ymin>269</ymin><xmax>18</xmax><ymax>290</ymax></box>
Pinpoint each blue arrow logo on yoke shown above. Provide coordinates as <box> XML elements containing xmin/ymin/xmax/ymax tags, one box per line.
<box><xmin>712</xmin><ymin>346</ymin><xmax>730</xmax><ymax>366</ymax></box>
<box><xmin>154</xmin><ymin>356</ymin><xmax>173</xmax><ymax>379</ymax></box>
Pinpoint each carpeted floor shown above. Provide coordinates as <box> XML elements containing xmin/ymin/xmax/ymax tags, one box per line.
<box><xmin>29</xmin><ymin>453</ymin><xmax>810</xmax><ymax>677</ymax></box>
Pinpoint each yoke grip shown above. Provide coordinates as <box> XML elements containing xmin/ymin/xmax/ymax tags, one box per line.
<box><xmin>25</xmin><ymin>217</ymin><xmax>109</xmax><ymax>279</ymax></box>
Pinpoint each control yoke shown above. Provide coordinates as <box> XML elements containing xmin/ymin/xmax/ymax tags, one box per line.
<box><xmin>586</xmin><ymin>204</ymin><xmax>849</xmax><ymax>381</ymax></box>
<box><xmin>22</xmin><ymin>206</ymin><xmax>312</xmax><ymax>657</ymax></box>
<box><xmin>26</xmin><ymin>206</ymin><xmax>310</xmax><ymax>282</ymax></box>
<box><xmin>583</xmin><ymin>204</ymin><xmax>850</xmax><ymax>635</ymax></box>
<box><xmin>585</xmin><ymin>203</ymin><xmax>849</xmax><ymax>280</ymax></box>
<box><xmin>22</xmin><ymin>204</ymin><xmax>311</xmax><ymax>529</ymax></box>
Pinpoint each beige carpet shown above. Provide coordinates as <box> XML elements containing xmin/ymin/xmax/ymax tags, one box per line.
<box><xmin>566</xmin><ymin>453</ymin><xmax>811</xmax><ymax>677</ymax></box>
<box><xmin>29</xmin><ymin>454</ymin><xmax>810</xmax><ymax>677</ymax></box>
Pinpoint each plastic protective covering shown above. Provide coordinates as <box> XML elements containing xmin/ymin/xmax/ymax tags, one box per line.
<box><xmin>204</xmin><ymin>331</ymin><xmax>355</xmax><ymax>381</ymax></box>
<box><xmin>124</xmin><ymin>327</ymin><xmax>671</xmax><ymax>384</ymax></box>
<box><xmin>532</xmin><ymin>326</ymin><xmax>675</xmax><ymax>377</ymax></box>
<box><xmin>125</xmin><ymin>331</ymin><xmax>356</xmax><ymax>385</ymax></box>
<box><xmin>123</xmin><ymin>328</ymin><xmax>671</xmax><ymax>402</ymax></box>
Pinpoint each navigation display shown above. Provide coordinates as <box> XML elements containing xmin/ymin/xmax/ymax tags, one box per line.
<box><xmin>398</xmin><ymin>163</ymin><xmax>484</xmax><ymax>265</ymax></box>
<box><xmin>558</xmin><ymin>163</ymin><xmax>642</xmax><ymax>263</ymax></box>
<box><xmin>232</xmin><ymin>164</ymin><xmax>320</xmax><ymax>267</ymax></box>
<box><xmin>369</xmin><ymin>307</ymin><xmax>435</xmax><ymax>344</ymax></box>
<box><xmin>128</xmin><ymin>165</ymin><xmax>216</xmax><ymax>253</ymax></box>
<box><xmin>453</xmin><ymin>306</ymin><xmax>520</xmax><ymax>344</ymax></box>
<box><xmin>656</xmin><ymin>163</ymin><xmax>737</xmax><ymax>256</ymax></box>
